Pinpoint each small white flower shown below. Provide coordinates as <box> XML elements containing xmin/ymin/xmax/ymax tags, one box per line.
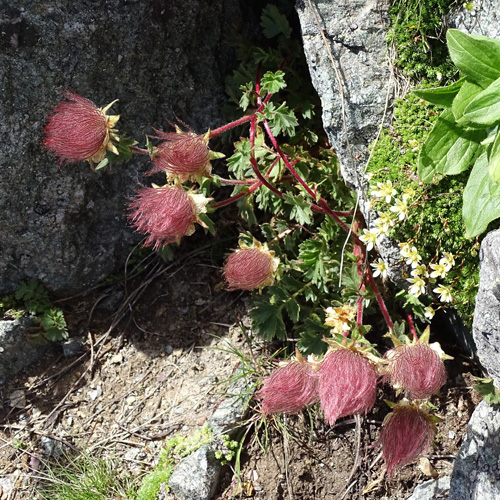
<box><xmin>429</xmin><ymin>262</ymin><xmax>448</xmax><ymax>279</ymax></box>
<box><xmin>371</xmin><ymin>180</ymin><xmax>397</xmax><ymax>204</ymax></box>
<box><xmin>411</xmin><ymin>264</ymin><xmax>428</xmax><ymax>277</ymax></box>
<box><xmin>408</xmin><ymin>139</ymin><xmax>420</xmax><ymax>152</ymax></box>
<box><xmin>439</xmin><ymin>251</ymin><xmax>455</xmax><ymax>271</ymax></box>
<box><xmin>359</xmin><ymin>229</ymin><xmax>378</xmax><ymax>251</ymax></box>
<box><xmin>389</xmin><ymin>198</ymin><xmax>408</xmax><ymax>221</ymax></box>
<box><xmin>424</xmin><ymin>305</ymin><xmax>435</xmax><ymax>320</ymax></box>
<box><xmin>408</xmin><ymin>276</ymin><xmax>426</xmax><ymax>297</ymax></box>
<box><xmin>402</xmin><ymin>187</ymin><xmax>416</xmax><ymax>201</ymax></box>
<box><xmin>374</xmin><ymin>213</ymin><xmax>392</xmax><ymax>234</ymax></box>
<box><xmin>399</xmin><ymin>242</ymin><xmax>411</xmax><ymax>257</ymax></box>
<box><xmin>434</xmin><ymin>284</ymin><xmax>453</xmax><ymax>303</ymax></box>
<box><xmin>405</xmin><ymin>246</ymin><xmax>422</xmax><ymax>268</ymax></box>
<box><xmin>371</xmin><ymin>258</ymin><xmax>388</xmax><ymax>279</ymax></box>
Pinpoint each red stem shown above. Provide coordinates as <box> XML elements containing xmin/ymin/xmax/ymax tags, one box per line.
<box><xmin>366</xmin><ymin>267</ymin><xmax>394</xmax><ymax>331</ymax></box>
<box><xmin>209</xmin><ymin>114</ymin><xmax>255</xmax><ymax>138</ymax></box>
<box><xmin>407</xmin><ymin>313</ymin><xmax>418</xmax><ymax>341</ymax></box>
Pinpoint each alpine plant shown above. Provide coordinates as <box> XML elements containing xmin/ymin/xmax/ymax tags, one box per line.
<box><xmin>258</xmin><ymin>359</ymin><xmax>319</xmax><ymax>415</ymax></box>
<box><xmin>378</xmin><ymin>403</ymin><xmax>436</xmax><ymax>477</ymax></box>
<box><xmin>318</xmin><ymin>348</ymin><xmax>378</xmax><ymax>426</ymax></box>
<box><xmin>224</xmin><ymin>240</ymin><xmax>279</xmax><ymax>291</ymax></box>
<box><xmin>383</xmin><ymin>343</ymin><xmax>446</xmax><ymax>400</ymax></box>
<box><xmin>128</xmin><ymin>185</ymin><xmax>209</xmax><ymax>249</ymax></box>
<box><xmin>43</xmin><ymin>90</ymin><xmax>119</xmax><ymax>166</ymax></box>
<box><xmin>148</xmin><ymin>128</ymin><xmax>212</xmax><ymax>183</ymax></box>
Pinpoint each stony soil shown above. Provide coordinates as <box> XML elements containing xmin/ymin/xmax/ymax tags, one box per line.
<box><xmin>0</xmin><ymin>252</ymin><xmax>484</xmax><ymax>500</ymax></box>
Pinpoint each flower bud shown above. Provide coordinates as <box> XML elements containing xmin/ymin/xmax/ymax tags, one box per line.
<box><xmin>378</xmin><ymin>403</ymin><xmax>436</xmax><ymax>477</ymax></box>
<box><xmin>128</xmin><ymin>185</ymin><xmax>208</xmax><ymax>249</ymax></box>
<box><xmin>224</xmin><ymin>243</ymin><xmax>279</xmax><ymax>291</ymax></box>
<box><xmin>318</xmin><ymin>348</ymin><xmax>377</xmax><ymax>426</ymax></box>
<box><xmin>43</xmin><ymin>90</ymin><xmax>119</xmax><ymax>166</ymax></box>
<box><xmin>383</xmin><ymin>343</ymin><xmax>446</xmax><ymax>400</ymax></box>
<box><xmin>148</xmin><ymin>129</ymin><xmax>211</xmax><ymax>182</ymax></box>
<box><xmin>258</xmin><ymin>361</ymin><xmax>318</xmax><ymax>415</ymax></box>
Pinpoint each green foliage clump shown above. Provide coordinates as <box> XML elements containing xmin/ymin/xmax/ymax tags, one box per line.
<box><xmin>367</xmin><ymin>91</ymin><xmax>480</xmax><ymax>325</ymax></box>
<box><xmin>39</xmin><ymin>453</ymin><xmax>136</xmax><ymax>500</ymax></box>
<box><xmin>135</xmin><ymin>426</ymin><xmax>214</xmax><ymax>500</ymax></box>
<box><xmin>1</xmin><ymin>279</ymin><xmax>68</xmax><ymax>342</ymax></box>
<box><xmin>388</xmin><ymin>0</ymin><xmax>457</xmax><ymax>82</ymax></box>
<box><xmin>135</xmin><ymin>469</ymin><xmax>172</xmax><ymax>500</ymax></box>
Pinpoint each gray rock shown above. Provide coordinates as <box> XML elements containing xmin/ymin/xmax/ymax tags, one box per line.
<box><xmin>407</xmin><ymin>476</ymin><xmax>450</xmax><ymax>500</ymax></box>
<box><xmin>208</xmin><ymin>363</ymin><xmax>252</xmax><ymax>437</ymax></box>
<box><xmin>450</xmin><ymin>401</ymin><xmax>500</xmax><ymax>500</ymax></box>
<box><xmin>0</xmin><ymin>317</ymin><xmax>50</xmax><ymax>385</ymax></box>
<box><xmin>471</xmin><ymin>229</ymin><xmax>500</xmax><ymax>387</ymax></box>
<box><xmin>448</xmin><ymin>0</ymin><xmax>500</xmax><ymax>38</ymax></box>
<box><xmin>0</xmin><ymin>0</ymin><xmax>247</xmax><ymax>295</ymax></box>
<box><xmin>168</xmin><ymin>444</ymin><xmax>220</xmax><ymax>500</ymax></box>
<box><xmin>296</xmin><ymin>0</ymin><xmax>405</xmax><ymax>287</ymax></box>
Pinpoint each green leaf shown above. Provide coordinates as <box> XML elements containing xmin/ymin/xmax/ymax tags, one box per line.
<box><xmin>452</xmin><ymin>80</ymin><xmax>483</xmax><ymax>123</ymax></box>
<box><xmin>489</xmin><ymin>132</ymin><xmax>500</xmax><ymax>183</ymax></box>
<box><xmin>249</xmin><ymin>296</ymin><xmax>287</xmax><ymax>340</ymax></box>
<box><xmin>418</xmin><ymin>108</ymin><xmax>485</xmax><ymax>182</ymax></box>
<box><xmin>260</xmin><ymin>71</ymin><xmax>287</xmax><ymax>95</ymax></box>
<box><xmin>260</xmin><ymin>5</ymin><xmax>292</xmax><ymax>39</ymax></box>
<box><xmin>283</xmin><ymin>193</ymin><xmax>313</xmax><ymax>225</ymax></box>
<box><xmin>259</xmin><ymin>102</ymin><xmax>298</xmax><ymax>137</ymax></box>
<box><xmin>447</xmin><ymin>29</ymin><xmax>500</xmax><ymax>88</ymax></box>
<box><xmin>463</xmin><ymin>150</ymin><xmax>500</xmax><ymax>237</ymax></box>
<box><xmin>463</xmin><ymin>77</ymin><xmax>500</xmax><ymax>126</ymax></box>
<box><xmin>297</xmin><ymin>239</ymin><xmax>327</xmax><ymax>287</ymax></box>
<box><xmin>412</xmin><ymin>78</ymin><xmax>465</xmax><ymax>108</ymax></box>
<box><xmin>285</xmin><ymin>296</ymin><xmax>300</xmax><ymax>322</ymax></box>
<box><xmin>473</xmin><ymin>378</ymin><xmax>500</xmax><ymax>404</ymax></box>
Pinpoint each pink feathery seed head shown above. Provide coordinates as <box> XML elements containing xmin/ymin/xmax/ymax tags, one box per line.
<box><xmin>43</xmin><ymin>90</ymin><xmax>114</xmax><ymax>165</ymax></box>
<box><xmin>127</xmin><ymin>185</ymin><xmax>196</xmax><ymax>249</ymax></box>
<box><xmin>378</xmin><ymin>404</ymin><xmax>436</xmax><ymax>477</ymax></box>
<box><xmin>257</xmin><ymin>361</ymin><xmax>318</xmax><ymax>415</ymax></box>
<box><xmin>224</xmin><ymin>247</ymin><xmax>277</xmax><ymax>291</ymax></box>
<box><xmin>148</xmin><ymin>129</ymin><xmax>211</xmax><ymax>180</ymax></box>
<box><xmin>383</xmin><ymin>343</ymin><xmax>446</xmax><ymax>400</ymax></box>
<box><xmin>318</xmin><ymin>348</ymin><xmax>377</xmax><ymax>426</ymax></box>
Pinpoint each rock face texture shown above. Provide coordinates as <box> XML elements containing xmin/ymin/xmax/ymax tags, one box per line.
<box><xmin>295</xmin><ymin>0</ymin><xmax>404</xmax><ymax>287</ymax></box>
<box><xmin>472</xmin><ymin>229</ymin><xmax>500</xmax><ymax>387</ymax></box>
<box><xmin>450</xmin><ymin>401</ymin><xmax>500</xmax><ymax>500</ymax></box>
<box><xmin>0</xmin><ymin>0</ymin><xmax>247</xmax><ymax>295</ymax></box>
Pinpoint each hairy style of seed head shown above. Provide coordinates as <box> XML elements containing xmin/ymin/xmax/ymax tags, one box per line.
<box><xmin>383</xmin><ymin>343</ymin><xmax>446</xmax><ymax>400</ymax></box>
<box><xmin>128</xmin><ymin>185</ymin><xmax>207</xmax><ymax>249</ymax></box>
<box><xmin>378</xmin><ymin>403</ymin><xmax>436</xmax><ymax>477</ymax></box>
<box><xmin>258</xmin><ymin>361</ymin><xmax>318</xmax><ymax>415</ymax></box>
<box><xmin>318</xmin><ymin>348</ymin><xmax>377</xmax><ymax>426</ymax></box>
<box><xmin>43</xmin><ymin>90</ymin><xmax>119</xmax><ymax>166</ymax></box>
<box><xmin>148</xmin><ymin>129</ymin><xmax>211</xmax><ymax>182</ymax></box>
<box><xmin>224</xmin><ymin>244</ymin><xmax>279</xmax><ymax>291</ymax></box>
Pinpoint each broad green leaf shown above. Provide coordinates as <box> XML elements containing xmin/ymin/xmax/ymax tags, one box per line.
<box><xmin>452</xmin><ymin>80</ymin><xmax>483</xmax><ymax>123</ymax></box>
<box><xmin>412</xmin><ymin>78</ymin><xmax>465</xmax><ymax>108</ymax></box>
<box><xmin>489</xmin><ymin>132</ymin><xmax>500</xmax><ymax>183</ymax></box>
<box><xmin>463</xmin><ymin>150</ymin><xmax>500</xmax><ymax>237</ymax></box>
<box><xmin>463</xmin><ymin>77</ymin><xmax>500</xmax><ymax>126</ymax></box>
<box><xmin>284</xmin><ymin>297</ymin><xmax>300</xmax><ymax>322</ymax></box>
<box><xmin>418</xmin><ymin>108</ymin><xmax>485</xmax><ymax>182</ymax></box>
<box><xmin>447</xmin><ymin>29</ymin><xmax>500</xmax><ymax>88</ymax></box>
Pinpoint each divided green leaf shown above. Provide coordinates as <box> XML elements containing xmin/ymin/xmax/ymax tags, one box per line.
<box><xmin>260</xmin><ymin>4</ymin><xmax>292</xmax><ymax>39</ymax></box>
